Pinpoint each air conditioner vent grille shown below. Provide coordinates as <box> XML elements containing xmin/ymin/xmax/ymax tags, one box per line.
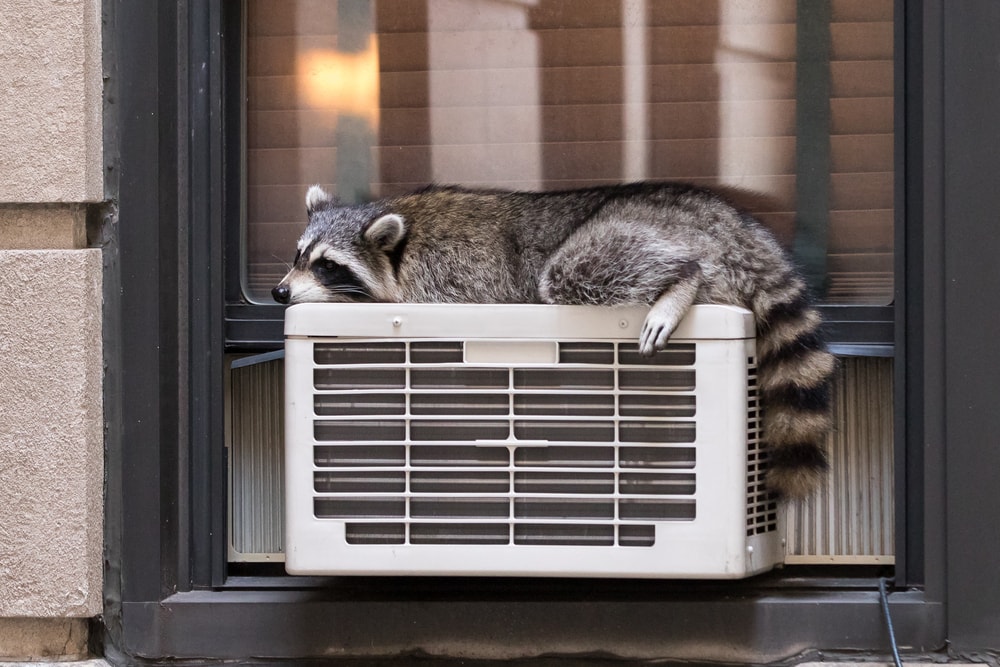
<box><xmin>304</xmin><ymin>339</ymin><xmax>714</xmax><ymax>548</ymax></box>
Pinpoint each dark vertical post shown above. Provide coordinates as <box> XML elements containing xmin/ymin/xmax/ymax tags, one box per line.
<box><xmin>104</xmin><ymin>0</ymin><xmax>186</xmax><ymax>620</ymax></box>
<box><xmin>942</xmin><ymin>1</ymin><xmax>1000</xmax><ymax>651</ymax></box>
<box><xmin>186</xmin><ymin>0</ymin><xmax>228</xmax><ymax>588</ymax></box>
<box><xmin>897</xmin><ymin>0</ymin><xmax>944</xmax><ymax>591</ymax></box>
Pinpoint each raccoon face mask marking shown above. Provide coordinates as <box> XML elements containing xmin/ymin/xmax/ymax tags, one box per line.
<box><xmin>310</xmin><ymin>253</ymin><xmax>374</xmax><ymax>302</ymax></box>
<box><xmin>273</xmin><ymin>243</ymin><xmax>378</xmax><ymax>304</ymax></box>
<box><xmin>273</xmin><ymin>188</ymin><xmax>407</xmax><ymax>304</ymax></box>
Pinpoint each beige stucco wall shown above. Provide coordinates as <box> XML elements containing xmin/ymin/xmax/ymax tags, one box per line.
<box><xmin>0</xmin><ymin>0</ymin><xmax>105</xmax><ymax>660</ymax></box>
<box><xmin>0</xmin><ymin>0</ymin><xmax>103</xmax><ymax>203</ymax></box>
<box><xmin>0</xmin><ymin>249</ymin><xmax>104</xmax><ymax>618</ymax></box>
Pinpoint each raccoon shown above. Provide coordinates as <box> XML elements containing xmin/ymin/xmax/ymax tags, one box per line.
<box><xmin>273</xmin><ymin>182</ymin><xmax>835</xmax><ymax>499</ymax></box>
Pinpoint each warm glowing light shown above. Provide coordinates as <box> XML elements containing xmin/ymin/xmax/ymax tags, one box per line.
<box><xmin>297</xmin><ymin>37</ymin><xmax>380</xmax><ymax>127</ymax></box>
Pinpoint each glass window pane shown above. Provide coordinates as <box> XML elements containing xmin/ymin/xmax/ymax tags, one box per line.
<box><xmin>244</xmin><ymin>0</ymin><xmax>893</xmax><ymax>305</ymax></box>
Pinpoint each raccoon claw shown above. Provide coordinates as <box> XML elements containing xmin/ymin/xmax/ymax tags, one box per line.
<box><xmin>638</xmin><ymin>315</ymin><xmax>675</xmax><ymax>357</ymax></box>
<box><xmin>639</xmin><ymin>275</ymin><xmax>701</xmax><ymax>356</ymax></box>
<box><xmin>639</xmin><ymin>298</ymin><xmax>691</xmax><ymax>356</ymax></box>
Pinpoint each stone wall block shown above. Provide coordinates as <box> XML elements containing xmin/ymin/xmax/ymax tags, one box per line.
<box><xmin>0</xmin><ymin>0</ymin><xmax>103</xmax><ymax>202</ymax></box>
<box><xmin>0</xmin><ymin>249</ymin><xmax>103</xmax><ymax>617</ymax></box>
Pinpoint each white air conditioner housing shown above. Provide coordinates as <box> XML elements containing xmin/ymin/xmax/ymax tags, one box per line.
<box><xmin>284</xmin><ymin>303</ymin><xmax>783</xmax><ymax>578</ymax></box>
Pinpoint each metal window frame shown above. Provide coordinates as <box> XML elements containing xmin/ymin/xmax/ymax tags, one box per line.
<box><xmin>102</xmin><ymin>0</ymin><xmax>1000</xmax><ymax>661</ymax></box>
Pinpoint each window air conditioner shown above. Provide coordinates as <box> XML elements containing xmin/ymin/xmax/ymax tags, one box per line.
<box><xmin>283</xmin><ymin>303</ymin><xmax>783</xmax><ymax>578</ymax></box>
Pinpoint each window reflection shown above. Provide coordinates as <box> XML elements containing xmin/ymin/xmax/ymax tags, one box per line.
<box><xmin>245</xmin><ymin>0</ymin><xmax>893</xmax><ymax>305</ymax></box>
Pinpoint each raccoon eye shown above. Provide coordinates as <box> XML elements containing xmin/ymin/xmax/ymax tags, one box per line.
<box><xmin>321</xmin><ymin>259</ymin><xmax>338</xmax><ymax>271</ymax></box>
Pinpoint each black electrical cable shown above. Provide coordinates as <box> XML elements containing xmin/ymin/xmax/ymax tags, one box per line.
<box><xmin>879</xmin><ymin>577</ymin><xmax>903</xmax><ymax>667</ymax></box>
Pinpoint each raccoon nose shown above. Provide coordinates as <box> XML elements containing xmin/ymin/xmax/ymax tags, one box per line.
<box><xmin>272</xmin><ymin>285</ymin><xmax>291</xmax><ymax>304</ymax></box>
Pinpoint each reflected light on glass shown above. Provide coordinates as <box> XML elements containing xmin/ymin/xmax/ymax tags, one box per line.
<box><xmin>297</xmin><ymin>37</ymin><xmax>380</xmax><ymax>128</ymax></box>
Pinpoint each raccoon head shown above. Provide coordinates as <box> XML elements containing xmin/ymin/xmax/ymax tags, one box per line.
<box><xmin>271</xmin><ymin>186</ymin><xmax>407</xmax><ymax>304</ymax></box>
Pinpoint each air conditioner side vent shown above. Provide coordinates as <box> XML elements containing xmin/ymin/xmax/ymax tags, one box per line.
<box><xmin>746</xmin><ymin>356</ymin><xmax>778</xmax><ymax>537</ymax></box>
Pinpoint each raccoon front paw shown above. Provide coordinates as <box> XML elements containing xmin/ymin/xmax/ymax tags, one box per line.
<box><xmin>637</xmin><ymin>266</ymin><xmax>702</xmax><ymax>356</ymax></box>
<box><xmin>638</xmin><ymin>306</ymin><xmax>682</xmax><ymax>356</ymax></box>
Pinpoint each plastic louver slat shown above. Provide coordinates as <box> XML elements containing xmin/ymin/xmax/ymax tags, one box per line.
<box><xmin>411</xmin><ymin>445</ymin><xmax>510</xmax><ymax>467</ymax></box>
<box><xmin>410</xmin><ymin>471</ymin><xmax>510</xmax><ymax>494</ymax></box>
<box><xmin>314</xmin><ymin>471</ymin><xmax>406</xmax><ymax>493</ymax></box>
<box><xmin>513</xmin><ymin>394</ymin><xmax>615</xmax><ymax>416</ymax></box>
<box><xmin>514</xmin><ymin>446</ymin><xmax>615</xmax><ymax>468</ymax></box>
<box><xmin>412</xmin><ymin>367</ymin><xmax>510</xmax><ymax>389</ymax></box>
<box><xmin>411</xmin><ymin>393</ymin><xmax>509</xmax><ymax>415</ymax></box>
<box><xmin>513</xmin><ymin>368</ymin><xmax>614</xmax><ymax>390</ymax></box>
<box><xmin>411</xmin><ymin>524</ymin><xmax>509</xmax><ymax>545</ymax></box>
<box><xmin>314</xmin><ymin>445</ymin><xmax>405</xmax><ymax>467</ymax></box>
<box><xmin>314</xmin><ymin>368</ymin><xmax>405</xmax><ymax>389</ymax></box>
<box><xmin>514</xmin><ymin>524</ymin><xmax>615</xmax><ymax>546</ymax></box>
<box><xmin>618</xmin><ymin>446</ymin><xmax>696</xmax><ymax>468</ymax></box>
<box><xmin>314</xmin><ymin>393</ymin><xmax>406</xmax><ymax>416</ymax></box>
<box><xmin>313</xmin><ymin>420</ymin><xmax>406</xmax><ymax>442</ymax></box>
<box><xmin>314</xmin><ymin>342</ymin><xmax>405</xmax><ymax>365</ymax></box>
<box><xmin>513</xmin><ymin>472</ymin><xmax>615</xmax><ymax>495</ymax></box>
<box><xmin>409</xmin><ymin>341</ymin><xmax>464</xmax><ymax>364</ymax></box>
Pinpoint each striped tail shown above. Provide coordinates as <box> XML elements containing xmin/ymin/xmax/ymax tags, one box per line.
<box><xmin>755</xmin><ymin>292</ymin><xmax>836</xmax><ymax>499</ymax></box>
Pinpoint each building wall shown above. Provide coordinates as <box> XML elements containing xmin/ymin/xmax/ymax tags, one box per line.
<box><xmin>0</xmin><ymin>0</ymin><xmax>104</xmax><ymax>661</ymax></box>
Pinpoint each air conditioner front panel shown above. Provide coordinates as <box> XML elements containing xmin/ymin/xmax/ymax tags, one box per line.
<box><xmin>284</xmin><ymin>303</ymin><xmax>782</xmax><ymax>578</ymax></box>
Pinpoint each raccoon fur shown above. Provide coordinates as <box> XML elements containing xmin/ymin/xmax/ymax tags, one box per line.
<box><xmin>273</xmin><ymin>182</ymin><xmax>835</xmax><ymax>499</ymax></box>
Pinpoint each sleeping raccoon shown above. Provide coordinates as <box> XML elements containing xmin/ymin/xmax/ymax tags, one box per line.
<box><xmin>273</xmin><ymin>182</ymin><xmax>835</xmax><ymax>499</ymax></box>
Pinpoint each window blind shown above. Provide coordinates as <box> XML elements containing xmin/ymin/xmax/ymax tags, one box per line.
<box><xmin>245</xmin><ymin>0</ymin><xmax>893</xmax><ymax>305</ymax></box>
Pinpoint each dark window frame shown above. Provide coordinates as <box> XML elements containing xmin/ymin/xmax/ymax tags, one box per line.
<box><xmin>103</xmin><ymin>0</ymin><xmax>1000</xmax><ymax>661</ymax></box>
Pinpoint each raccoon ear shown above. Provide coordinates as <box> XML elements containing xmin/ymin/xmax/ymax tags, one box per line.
<box><xmin>305</xmin><ymin>185</ymin><xmax>336</xmax><ymax>216</ymax></box>
<box><xmin>363</xmin><ymin>213</ymin><xmax>407</xmax><ymax>252</ymax></box>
